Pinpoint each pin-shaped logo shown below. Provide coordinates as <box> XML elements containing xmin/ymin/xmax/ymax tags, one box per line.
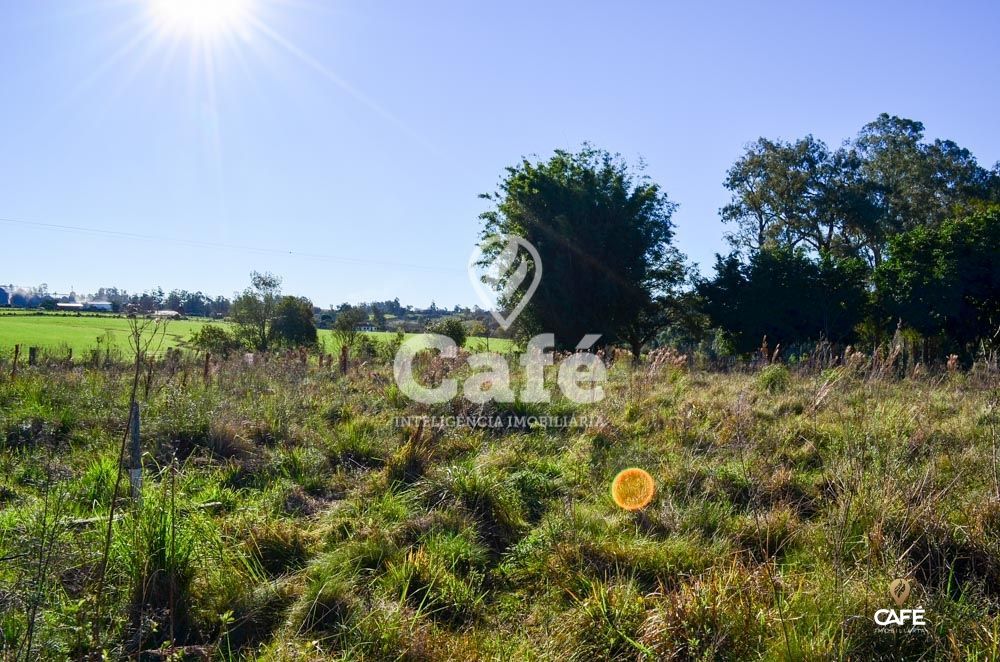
<box><xmin>889</xmin><ymin>578</ymin><xmax>910</xmax><ymax>607</ymax></box>
<box><xmin>468</xmin><ymin>234</ymin><xmax>542</xmax><ymax>330</ymax></box>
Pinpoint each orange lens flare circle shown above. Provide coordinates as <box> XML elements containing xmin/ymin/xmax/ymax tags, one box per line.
<box><xmin>611</xmin><ymin>468</ymin><xmax>655</xmax><ymax>511</ymax></box>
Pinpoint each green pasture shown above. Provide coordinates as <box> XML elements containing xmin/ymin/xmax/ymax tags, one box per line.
<box><xmin>0</xmin><ymin>311</ymin><xmax>510</xmax><ymax>358</ymax></box>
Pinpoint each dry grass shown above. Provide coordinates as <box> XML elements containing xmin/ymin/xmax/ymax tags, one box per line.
<box><xmin>1</xmin><ymin>348</ymin><xmax>998</xmax><ymax>659</ymax></box>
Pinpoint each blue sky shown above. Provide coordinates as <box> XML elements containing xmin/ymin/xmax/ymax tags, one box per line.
<box><xmin>1</xmin><ymin>0</ymin><xmax>998</xmax><ymax>307</ymax></box>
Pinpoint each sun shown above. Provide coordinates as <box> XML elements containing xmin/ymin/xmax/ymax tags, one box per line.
<box><xmin>150</xmin><ymin>0</ymin><xmax>252</xmax><ymax>36</ymax></box>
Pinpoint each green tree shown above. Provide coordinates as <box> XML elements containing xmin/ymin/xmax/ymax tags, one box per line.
<box><xmin>875</xmin><ymin>205</ymin><xmax>1000</xmax><ymax>357</ymax></box>
<box><xmin>270</xmin><ymin>296</ymin><xmax>318</xmax><ymax>348</ymax></box>
<box><xmin>698</xmin><ymin>248</ymin><xmax>868</xmax><ymax>355</ymax></box>
<box><xmin>189</xmin><ymin>325</ymin><xmax>241</xmax><ymax>357</ymax></box>
<box><xmin>465</xmin><ymin>320</ymin><xmax>486</xmax><ymax>339</ymax></box>
<box><xmin>332</xmin><ymin>304</ymin><xmax>367</xmax><ymax>348</ymax></box>
<box><xmin>230</xmin><ymin>271</ymin><xmax>282</xmax><ymax>351</ymax></box>
<box><xmin>722</xmin><ymin>115</ymin><xmax>994</xmax><ymax>267</ymax></box>
<box><xmin>854</xmin><ymin>115</ymin><xmax>989</xmax><ymax>234</ymax></box>
<box><xmin>429</xmin><ymin>318</ymin><xmax>467</xmax><ymax>347</ymax></box>
<box><xmin>478</xmin><ymin>145</ymin><xmax>685</xmax><ymax>350</ymax></box>
<box><xmin>372</xmin><ymin>307</ymin><xmax>387</xmax><ymax>330</ymax></box>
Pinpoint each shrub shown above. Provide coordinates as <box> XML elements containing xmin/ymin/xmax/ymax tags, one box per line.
<box><xmin>428</xmin><ymin>318</ymin><xmax>467</xmax><ymax>348</ymax></box>
<box><xmin>189</xmin><ymin>325</ymin><xmax>241</xmax><ymax>357</ymax></box>
<box><xmin>269</xmin><ymin>296</ymin><xmax>318</xmax><ymax>348</ymax></box>
<box><xmin>757</xmin><ymin>364</ymin><xmax>791</xmax><ymax>393</ymax></box>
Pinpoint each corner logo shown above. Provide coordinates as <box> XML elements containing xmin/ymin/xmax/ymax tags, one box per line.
<box><xmin>874</xmin><ymin>579</ymin><xmax>926</xmax><ymax>631</ymax></box>
<box><xmin>468</xmin><ymin>234</ymin><xmax>541</xmax><ymax>330</ymax></box>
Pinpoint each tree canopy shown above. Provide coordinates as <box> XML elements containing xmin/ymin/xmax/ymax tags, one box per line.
<box><xmin>721</xmin><ymin>114</ymin><xmax>997</xmax><ymax>267</ymax></box>
<box><xmin>270</xmin><ymin>296</ymin><xmax>319</xmax><ymax>348</ymax></box>
<box><xmin>478</xmin><ymin>146</ymin><xmax>686</xmax><ymax>352</ymax></box>
<box><xmin>875</xmin><ymin>205</ymin><xmax>1000</xmax><ymax>356</ymax></box>
<box><xmin>698</xmin><ymin>248</ymin><xmax>868</xmax><ymax>355</ymax></box>
<box><xmin>230</xmin><ymin>272</ymin><xmax>317</xmax><ymax>351</ymax></box>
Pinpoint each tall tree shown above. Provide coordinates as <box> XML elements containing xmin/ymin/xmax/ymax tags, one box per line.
<box><xmin>270</xmin><ymin>296</ymin><xmax>318</xmax><ymax>348</ymax></box>
<box><xmin>478</xmin><ymin>145</ymin><xmax>686</xmax><ymax>350</ymax></box>
<box><xmin>698</xmin><ymin>248</ymin><xmax>868</xmax><ymax>355</ymax></box>
<box><xmin>875</xmin><ymin>205</ymin><xmax>1000</xmax><ymax>356</ymax></box>
<box><xmin>332</xmin><ymin>304</ymin><xmax>367</xmax><ymax>349</ymax></box>
<box><xmin>853</xmin><ymin>114</ymin><xmax>992</xmax><ymax>250</ymax></box>
<box><xmin>231</xmin><ymin>272</ymin><xmax>282</xmax><ymax>351</ymax></box>
<box><xmin>721</xmin><ymin>115</ymin><xmax>994</xmax><ymax>267</ymax></box>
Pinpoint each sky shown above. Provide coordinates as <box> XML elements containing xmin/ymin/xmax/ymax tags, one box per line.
<box><xmin>1</xmin><ymin>0</ymin><xmax>998</xmax><ymax>308</ymax></box>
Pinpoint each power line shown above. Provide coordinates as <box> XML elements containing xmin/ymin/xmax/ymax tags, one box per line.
<box><xmin>0</xmin><ymin>216</ymin><xmax>465</xmax><ymax>273</ymax></box>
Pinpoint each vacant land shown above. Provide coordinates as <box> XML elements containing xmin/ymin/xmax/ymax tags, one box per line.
<box><xmin>1</xmin><ymin>349</ymin><xmax>998</xmax><ymax>660</ymax></box>
<box><xmin>0</xmin><ymin>312</ymin><xmax>504</xmax><ymax>359</ymax></box>
<box><xmin>0</xmin><ymin>312</ymin><xmax>212</xmax><ymax>357</ymax></box>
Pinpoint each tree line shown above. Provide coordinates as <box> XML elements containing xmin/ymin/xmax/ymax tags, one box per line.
<box><xmin>481</xmin><ymin>115</ymin><xmax>1000</xmax><ymax>362</ymax></box>
<box><xmin>0</xmin><ymin>285</ymin><xmax>234</xmax><ymax>317</ymax></box>
<box><xmin>10</xmin><ymin>113</ymin><xmax>997</xmax><ymax>364</ymax></box>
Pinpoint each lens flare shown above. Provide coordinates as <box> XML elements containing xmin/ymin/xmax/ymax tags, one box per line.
<box><xmin>611</xmin><ymin>468</ymin><xmax>655</xmax><ymax>511</ymax></box>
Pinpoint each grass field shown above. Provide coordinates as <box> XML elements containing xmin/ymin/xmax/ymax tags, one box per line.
<box><xmin>0</xmin><ymin>312</ymin><xmax>212</xmax><ymax>357</ymax></box>
<box><xmin>1</xmin><ymin>345</ymin><xmax>998</xmax><ymax>659</ymax></box>
<box><xmin>0</xmin><ymin>312</ymin><xmax>508</xmax><ymax>358</ymax></box>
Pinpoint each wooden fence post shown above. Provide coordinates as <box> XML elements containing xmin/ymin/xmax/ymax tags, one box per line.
<box><xmin>203</xmin><ymin>352</ymin><xmax>211</xmax><ymax>383</ymax></box>
<box><xmin>28</xmin><ymin>346</ymin><xmax>38</xmax><ymax>366</ymax></box>
<box><xmin>129</xmin><ymin>402</ymin><xmax>142</xmax><ymax>502</ymax></box>
<box><xmin>340</xmin><ymin>345</ymin><xmax>348</xmax><ymax>375</ymax></box>
<box><xmin>11</xmin><ymin>345</ymin><xmax>19</xmax><ymax>377</ymax></box>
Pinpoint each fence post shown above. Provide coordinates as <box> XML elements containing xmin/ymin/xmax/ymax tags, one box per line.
<box><xmin>340</xmin><ymin>345</ymin><xmax>348</xmax><ymax>375</ymax></box>
<box><xmin>11</xmin><ymin>345</ymin><xmax>19</xmax><ymax>377</ymax></box>
<box><xmin>129</xmin><ymin>402</ymin><xmax>142</xmax><ymax>502</ymax></box>
<box><xmin>28</xmin><ymin>346</ymin><xmax>38</xmax><ymax>366</ymax></box>
<box><xmin>203</xmin><ymin>352</ymin><xmax>211</xmax><ymax>383</ymax></box>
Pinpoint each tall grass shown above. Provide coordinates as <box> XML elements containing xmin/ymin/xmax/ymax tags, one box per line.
<box><xmin>0</xmin><ymin>341</ymin><xmax>997</xmax><ymax>658</ymax></box>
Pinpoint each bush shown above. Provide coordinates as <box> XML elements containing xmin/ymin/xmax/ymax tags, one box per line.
<box><xmin>189</xmin><ymin>324</ymin><xmax>241</xmax><ymax>357</ymax></box>
<box><xmin>429</xmin><ymin>318</ymin><xmax>467</xmax><ymax>347</ymax></box>
<box><xmin>757</xmin><ymin>364</ymin><xmax>791</xmax><ymax>393</ymax></box>
<box><xmin>269</xmin><ymin>296</ymin><xmax>318</xmax><ymax>348</ymax></box>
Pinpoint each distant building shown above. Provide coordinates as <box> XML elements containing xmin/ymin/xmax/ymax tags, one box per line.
<box><xmin>56</xmin><ymin>301</ymin><xmax>114</xmax><ymax>312</ymax></box>
<box><xmin>152</xmin><ymin>310</ymin><xmax>182</xmax><ymax>318</ymax></box>
<box><xmin>356</xmin><ymin>323</ymin><xmax>377</xmax><ymax>332</ymax></box>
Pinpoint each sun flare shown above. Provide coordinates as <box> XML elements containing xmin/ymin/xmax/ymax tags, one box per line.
<box><xmin>611</xmin><ymin>468</ymin><xmax>655</xmax><ymax>511</ymax></box>
<box><xmin>150</xmin><ymin>0</ymin><xmax>252</xmax><ymax>36</ymax></box>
